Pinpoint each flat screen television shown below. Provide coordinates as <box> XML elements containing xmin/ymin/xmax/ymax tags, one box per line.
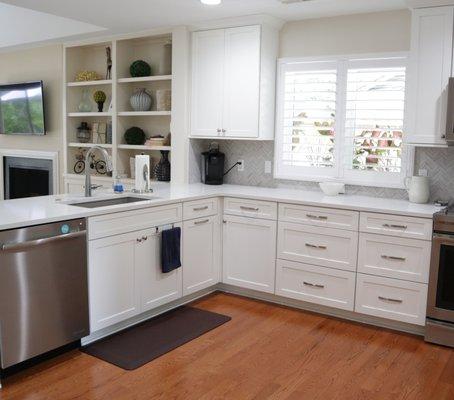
<box><xmin>0</xmin><ymin>81</ymin><xmax>46</xmax><ymax>135</ymax></box>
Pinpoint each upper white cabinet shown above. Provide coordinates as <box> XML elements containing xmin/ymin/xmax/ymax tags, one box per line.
<box><xmin>190</xmin><ymin>24</ymin><xmax>278</xmax><ymax>140</ymax></box>
<box><xmin>406</xmin><ymin>6</ymin><xmax>454</xmax><ymax>146</ymax></box>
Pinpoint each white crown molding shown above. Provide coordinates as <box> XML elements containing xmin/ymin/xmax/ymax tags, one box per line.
<box><xmin>407</xmin><ymin>0</ymin><xmax>454</xmax><ymax>8</ymax></box>
<box><xmin>187</xmin><ymin>14</ymin><xmax>285</xmax><ymax>32</ymax></box>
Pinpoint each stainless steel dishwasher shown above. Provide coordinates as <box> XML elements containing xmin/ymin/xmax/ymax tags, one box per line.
<box><xmin>0</xmin><ymin>218</ymin><xmax>89</xmax><ymax>370</ymax></box>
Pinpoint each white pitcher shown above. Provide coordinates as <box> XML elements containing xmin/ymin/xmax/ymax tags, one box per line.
<box><xmin>405</xmin><ymin>176</ymin><xmax>430</xmax><ymax>204</ymax></box>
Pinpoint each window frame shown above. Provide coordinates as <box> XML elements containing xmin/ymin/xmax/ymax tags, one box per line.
<box><xmin>274</xmin><ymin>52</ymin><xmax>414</xmax><ymax>189</ymax></box>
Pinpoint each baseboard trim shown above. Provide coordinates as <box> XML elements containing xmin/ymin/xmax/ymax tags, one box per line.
<box><xmin>217</xmin><ymin>284</ymin><xmax>425</xmax><ymax>336</ymax></box>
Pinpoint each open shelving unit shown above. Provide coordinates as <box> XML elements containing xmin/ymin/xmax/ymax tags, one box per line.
<box><xmin>63</xmin><ymin>31</ymin><xmax>176</xmax><ymax>191</ymax></box>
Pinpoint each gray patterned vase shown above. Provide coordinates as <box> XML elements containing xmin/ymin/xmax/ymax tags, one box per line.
<box><xmin>130</xmin><ymin>88</ymin><xmax>152</xmax><ymax>111</ymax></box>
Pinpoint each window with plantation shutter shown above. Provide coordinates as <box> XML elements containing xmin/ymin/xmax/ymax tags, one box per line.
<box><xmin>275</xmin><ymin>54</ymin><xmax>412</xmax><ymax>188</ymax></box>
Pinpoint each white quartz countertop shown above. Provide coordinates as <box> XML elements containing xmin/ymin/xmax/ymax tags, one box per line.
<box><xmin>0</xmin><ymin>183</ymin><xmax>443</xmax><ymax>231</ymax></box>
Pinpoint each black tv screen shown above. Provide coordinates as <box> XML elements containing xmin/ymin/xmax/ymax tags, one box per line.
<box><xmin>0</xmin><ymin>81</ymin><xmax>46</xmax><ymax>135</ymax></box>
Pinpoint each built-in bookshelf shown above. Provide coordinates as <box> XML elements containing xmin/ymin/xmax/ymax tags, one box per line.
<box><xmin>63</xmin><ymin>31</ymin><xmax>176</xmax><ymax>190</ymax></box>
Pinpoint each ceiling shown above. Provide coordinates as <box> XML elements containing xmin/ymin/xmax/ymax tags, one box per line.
<box><xmin>0</xmin><ymin>0</ymin><xmax>408</xmax><ymax>49</ymax></box>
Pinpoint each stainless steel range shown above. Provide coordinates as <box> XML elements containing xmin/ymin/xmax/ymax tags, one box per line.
<box><xmin>426</xmin><ymin>207</ymin><xmax>454</xmax><ymax>347</ymax></box>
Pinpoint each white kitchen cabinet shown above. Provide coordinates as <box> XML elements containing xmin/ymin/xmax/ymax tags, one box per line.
<box><xmin>138</xmin><ymin>225</ymin><xmax>183</xmax><ymax>312</ymax></box>
<box><xmin>88</xmin><ymin>231</ymin><xmax>140</xmax><ymax>332</ymax></box>
<box><xmin>190</xmin><ymin>24</ymin><xmax>277</xmax><ymax>140</ymax></box>
<box><xmin>222</xmin><ymin>214</ymin><xmax>277</xmax><ymax>293</ymax></box>
<box><xmin>406</xmin><ymin>6</ymin><xmax>454</xmax><ymax>146</ymax></box>
<box><xmin>89</xmin><ymin>224</ymin><xmax>183</xmax><ymax>332</ymax></box>
<box><xmin>183</xmin><ymin>216</ymin><xmax>220</xmax><ymax>296</ymax></box>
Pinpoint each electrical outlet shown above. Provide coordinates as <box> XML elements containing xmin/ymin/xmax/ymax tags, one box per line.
<box><xmin>418</xmin><ymin>169</ymin><xmax>428</xmax><ymax>177</ymax></box>
<box><xmin>238</xmin><ymin>160</ymin><xmax>244</xmax><ymax>172</ymax></box>
<box><xmin>264</xmin><ymin>161</ymin><xmax>272</xmax><ymax>174</ymax></box>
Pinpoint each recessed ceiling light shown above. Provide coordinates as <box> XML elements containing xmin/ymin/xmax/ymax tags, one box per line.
<box><xmin>200</xmin><ymin>0</ymin><xmax>222</xmax><ymax>5</ymax></box>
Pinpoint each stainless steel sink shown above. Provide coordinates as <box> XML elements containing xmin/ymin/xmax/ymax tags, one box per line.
<box><xmin>69</xmin><ymin>196</ymin><xmax>151</xmax><ymax>208</ymax></box>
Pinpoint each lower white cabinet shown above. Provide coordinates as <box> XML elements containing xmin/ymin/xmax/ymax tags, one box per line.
<box><xmin>355</xmin><ymin>273</ymin><xmax>428</xmax><ymax>326</ymax></box>
<box><xmin>277</xmin><ymin>222</ymin><xmax>358</xmax><ymax>272</ymax></box>
<box><xmin>139</xmin><ymin>225</ymin><xmax>183</xmax><ymax>313</ymax></box>
<box><xmin>183</xmin><ymin>216</ymin><xmax>220</xmax><ymax>296</ymax></box>
<box><xmin>276</xmin><ymin>260</ymin><xmax>356</xmax><ymax>311</ymax></box>
<box><xmin>222</xmin><ymin>214</ymin><xmax>276</xmax><ymax>293</ymax></box>
<box><xmin>88</xmin><ymin>224</ymin><xmax>182</xmax><ymax>332</ymax></box>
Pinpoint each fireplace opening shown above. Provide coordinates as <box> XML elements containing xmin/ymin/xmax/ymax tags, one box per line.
<box><xmin>3</xmin><ymin>156</ymin><xmax>53</xmax><ymax>199</ymax></box>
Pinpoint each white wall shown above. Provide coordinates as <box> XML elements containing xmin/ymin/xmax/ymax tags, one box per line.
<box><xmin>0</xmin><ymin>44</ymin><xmax>63</xmax><ymax>191</ymax></box>
<box><xmin>279</xmin><ymin>9</ymin><xmax>411</xmax><ymax>58</ymax></box>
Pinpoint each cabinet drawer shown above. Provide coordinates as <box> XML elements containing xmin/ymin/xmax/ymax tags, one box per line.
<box><xmin>277</xmin><ymin>222</ymin><xmax>358</xmax><ymax>272</ymax></box>
<box><xmin>183</xmin><ymin>198</ymin><xmax>219</xmax><ymax>220</ymax></box>
<box><xmin>358</xmin><ymin>233</ymin><xmax>431</xmax><ymax>283</ymax></box>
<box><xmin>88</xmin><ymin>203</ymin><xmax>182</xmax><ymax>240</ymax></box>
<box><xmin>276</xmin><ymin>260</ymin><xmax>355</xmax><ymax>311</ymax></box>
<box><xmin>360</xmin><ymin>212</ymin><xmax>432</xmax><ymax>240</ymax></box>
<box><xmin>224</xmin><ymin>197</ymin><xmax>277</xmax><ymax>220</ymax></box>
<box><xmin>279</xmin><ymin>203</ymin><xmax>359</xmax><ymax>231</ymax></box>
<box><xmin>355</xmin><ymin>274</ymin><xmax>428</xmax><ymax>326</ymax></box>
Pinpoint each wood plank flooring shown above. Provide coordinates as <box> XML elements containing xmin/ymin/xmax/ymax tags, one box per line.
<box><xmin>1</xmin><ymin>292</ymin><xmax>453</xmax><ymax>400</ymax></box>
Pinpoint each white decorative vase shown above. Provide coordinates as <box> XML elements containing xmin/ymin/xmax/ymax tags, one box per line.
<box><xmin>130</xmin><ymin>88</ymin><xmax>152</xmax><ymax>111</ymax></box>
<box><xmin>156</xmin><ymin>89</ymin><xmax>171</xmax><ymax>111</ymax></box>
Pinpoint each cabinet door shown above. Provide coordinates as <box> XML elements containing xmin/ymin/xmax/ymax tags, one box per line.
<box><xmin>223</xmin><ymin>215</ymin><xmax>276</xmax><ymax>293</ymax></box>
<box><xmin>183</xmin><ymin>216</ymin><xmax>220</xmax><ymax>296</ymax></box>
<box><xmin>191</xmin><ymin>29</ymin><xmax>225</xmax><ymax>137</ymax></box>
<box><xmin>223</xmin><ymin>25</ymin><xmax>261</xmax><ymax>138</ymax></box>
<box><xmin>406</xmin><ymin>7</ymin><xmax>454</xmax><ymax>145</ymax></box>
<box><xmin>89</xmin><ymin>232</ymin><xmax>139</xmax><ymax>332</ymax></box>
<box><xmin>137</xmin><ymin>226</ymin><xmax>182</xmax><ymax>313</ymax></box>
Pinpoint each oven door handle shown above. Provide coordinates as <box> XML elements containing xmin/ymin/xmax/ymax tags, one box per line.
<box><xmin>1</xmin><ymin>231</ymin><xmax>86</xmax><ymax>252</ymax></box>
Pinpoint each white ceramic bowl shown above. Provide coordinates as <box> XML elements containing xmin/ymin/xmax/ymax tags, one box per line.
<box><xmin>319</xmin><ymin>182</ymin><xmax>344</xmax><ymax>196</ymax></box>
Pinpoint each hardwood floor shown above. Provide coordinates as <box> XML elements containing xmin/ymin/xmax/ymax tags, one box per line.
<box><xmin>1</xmin><ymin>292</ymin><xmax>453</xmax><ymax>400</ymax></box>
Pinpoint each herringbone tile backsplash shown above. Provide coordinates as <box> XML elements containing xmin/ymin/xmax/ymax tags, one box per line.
<box><xmin>189</xmin><ymin>139</ymin><xmax>454</xmax><ymax>202</ymax></box>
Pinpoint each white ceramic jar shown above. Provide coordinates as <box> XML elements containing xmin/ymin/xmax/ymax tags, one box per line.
<box><xmin>405</xmin><ymin>176</ymin><xmax>430</xmax><ymax>204</ymax></box>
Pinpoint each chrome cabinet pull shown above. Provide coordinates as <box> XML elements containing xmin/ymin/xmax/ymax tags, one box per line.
<box><xmin>136</xmin><ymin>238</ymin><xmax>142</xmax><ymax>243</ymax></box>
<box><xmin>194</xmin><ymin>219</ymin><xmax>209</xmax><ymax>225</ymax></box>
<box><xmin>240</xmin><ymin>206</ymin><xmax>259</xmax><ymax>212</ymax></box>
<box><xmin>383</xmin><ymin>223</ymin><xmax>408</xmax><ymax>230</ymax></box>
<box><xmin>193</xmin><ymin>206</ymin><xmax>209</xmax><ymax>211</ymax></box>
<box><xmin>305</xmin><ymin>243</ymin><xmax>327</xmax><ymax>250</ymax></box>
<box><xmin>306</xmin><ymin>214</ymin><xmax>328</xmax><ymax>220</ymax></box>
<box><xmin>142</xmin><ymin>236</ymin><xmax>148</xmax><ymax>241</ymax></box>
<box><xmin>216</xmin><ymin>129</ymin><xmax>221</xmax><ymax>133</ymax></box>
<box><xmin>378</xmin><ymin>296</ymin><xmax>403</xmax><ymax>304</ymax></box>
<box><xmin>381</xmin><ymin>255</ymin><xmax>406</xmax><ymax>262</ymax></box>
<box><xmin>303</xmin><ymin>281</ymin><xmax>325</xmax><ymax>289</ymax></box>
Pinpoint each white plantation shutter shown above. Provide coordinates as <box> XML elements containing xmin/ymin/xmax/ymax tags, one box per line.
<box><xmin>275</xmin><ymin>55</ymin><xmax>410</xmax><ymax>187</ymax></box>
<box><xmin>276</xmin><ymin>61</ymin><xmax>339</xmax><ymax>179</ymax></box>
<box><xmin>343</xmin><ymin>58</ymin><xmax>406</xmax><ymax>183</ymax></box>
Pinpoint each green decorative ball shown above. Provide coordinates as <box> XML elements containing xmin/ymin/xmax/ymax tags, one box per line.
<box><xmin>130</xmin><ymin>60</ymin><xmax>152</xmax><ymax>77</ymax></box>
<box><xmin>124</xmin><ymin>126</ymin><xmax>146</xmax><ymax>145</ymax></box>
<box><xmin>93</xmin><ymin>90</ymin><xmax>106</xmax><ymax>103</ymax></box>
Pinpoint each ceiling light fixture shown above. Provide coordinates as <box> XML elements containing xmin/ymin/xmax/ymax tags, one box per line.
<box><xmin>200</xmin><ymin>0</ymin><xmax>222</xmax><ymax>5</ymax></box>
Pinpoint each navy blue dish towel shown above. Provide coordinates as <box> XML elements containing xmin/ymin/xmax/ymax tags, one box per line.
<box><xmin>161</xmin><ymin>227</ymin><xmax>182</xmax><ymax>273</ymax></box>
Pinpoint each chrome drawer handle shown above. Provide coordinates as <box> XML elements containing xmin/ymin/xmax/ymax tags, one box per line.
<box><xmin>381</xmin><ymin>255</ymin><xmax>406</xmax><ymax>262</ymax></box>
<box><xmin>193</xmin><ymin>206</ymin><xmax>209</xmax><ymax>211</ymax></box>
<box><xmin>194</xmin><ymin>219</ymin><xmax>209</xmax><ymax>225</ymax></box>
<box><xmin>383</xmin><ymin>223</ymin><xmax>408</xmax><ymax>230</ymax></box>
<box><xmin>378</xmin><ymin>296</ymin><xmax>403</xmax><ymax>304</ymax></box>
<box><xmin>136</xmin><ymin>238</ymin><xmax>142</xmax><ymax>243</ymax></box>
<box><xmin>142</xmin><ymin>236</ymin><xmax>148</xmax><ymax>241</ymax></box>
<box><xmin>306</xmin><ymin>214</ymin><xmax>328</xmax><ymax>220</ymax></box>
<box><xmin>240</xmin><ymin>206</ymin><xmax>259</xmax><ymax>212</ymax></box>
<box><xmin>303</xmin><ymin>281</ymin><xmax>325</xmax><ymax>289</ymax></box>
<box><xmin>305</xmin><ymin>243</ymin><xmax>327</xmax><ymax>250</ymax></box>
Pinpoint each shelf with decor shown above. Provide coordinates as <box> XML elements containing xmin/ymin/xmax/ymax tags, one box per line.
<box><xmin>63</xmin><ymin>31</ymin><xmax>176</xmax><ymax>193</ymax></box>
<box><xmin>117</xmin><ymin>75</ymin><xmax>172</xmax><ymax>83</ymax></box>
<box><xmin>67</xmin><ymin>80</ymin><xmax>112</xmax><ymax>87</ymax></box>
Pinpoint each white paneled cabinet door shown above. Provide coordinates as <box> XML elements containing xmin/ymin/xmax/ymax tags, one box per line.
<box><xmin>406</xmin><ymin>6</ymin><xmax>454</xmax><ymax>145</ymax></box>
<box><xmin>223</xmin><ymin>26</ymin><xmax>261</xmax><ymax>138</ymax></box>
<box><xmin>183</xmin><ymin>216</ymin><xmax>220</xmax><ymax>296</ymax></box>
<box><xmin>89</xmin><ymin>231</ymin><xmax>139</xmax><ymax>332</ymax></box>
<box><xmin>137</xmin><ymin>226</ymin><xmax>183</xmax><ymax>313</ymax></box>
<box><xmin>191</xmin><ymin>29</ymin><xmax>225</xmax><ymax>137</ymax></box>
<box><xmin>223</xmin><ymin>215</ymin><xmax>276</xmax><ymax>293</ymax></box>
